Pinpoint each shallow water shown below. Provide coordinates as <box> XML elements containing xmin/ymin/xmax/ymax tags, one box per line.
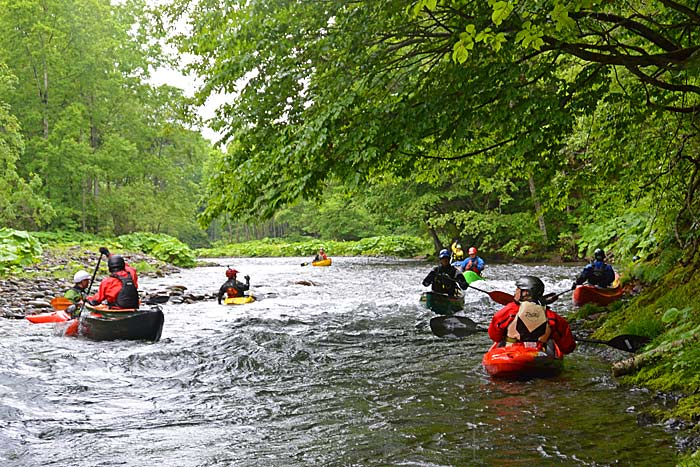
<box><xmin>0</xmin><ymin>258</ymin><xmax>677</xmax><ymax>466</ymax></box>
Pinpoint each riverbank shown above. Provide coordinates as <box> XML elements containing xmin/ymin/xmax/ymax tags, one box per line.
<box><xmin>570</xmin><ymin>264</ymin><xmax>700</xmax><ymax>465</ymax></box>
<box><xmin>0</xmin><ymin>245</ymin><xmax>212</xmax><ymax>318</ymax></box>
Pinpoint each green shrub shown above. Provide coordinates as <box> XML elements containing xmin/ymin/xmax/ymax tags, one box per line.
<box><xmin>118</xmin><ymin>232</ymin><xmax>196</xmax><ymax>267</ymax></box>
<box><xmin>0</xmin><ymin>228</ymin><xmax>43</xmax><ymax>275</ymax></box>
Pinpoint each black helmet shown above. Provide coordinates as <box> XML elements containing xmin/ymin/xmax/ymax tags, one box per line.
<box><xmin>594</xmin><ymin>248</ymin><xmax>605</xmax><ymax>261</ymax></box>
<box><xmin>108</xmin><ymin>255</ymin><xmax>126</xmax><ymax>273</ymax></box>
<box><xmin>515</xmin><ymin>275</ymin><xmax>545</xmax><ymax>301</ymax></box>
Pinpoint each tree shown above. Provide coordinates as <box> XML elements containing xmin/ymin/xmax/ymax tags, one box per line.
<box><xmin>167</xmin><ymin>0</ymin><xmax>700</xmax><ymax>258</ymax></box>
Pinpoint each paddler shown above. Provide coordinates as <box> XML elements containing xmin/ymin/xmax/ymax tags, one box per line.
<box><xmin>488</xmin><ymin>276</ymin><xmax>576</xmax><ymax>354</ymax></box>
<box><xmin>217</xmin><ymin>268</ymin><xmax>250</xmax><ymax>304</ymax></box>
<box><xmin>422</xmin><ymin>249</ymin><xmax>468</xmax><ymax>297</ymax></box>
<box><xmin>63</xmin><ymin>270</ymin><xmax>91</xmax><ymax>317</ymax></box>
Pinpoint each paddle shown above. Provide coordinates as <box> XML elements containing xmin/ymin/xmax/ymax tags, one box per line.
<box><xmin>465</xmin><ymin>284</ymin><xmax>515</xmax><ymax>306</ymax></box>
<box><xmin>430</xmin><ymin>316</ymin><xmax>485</xmax><ymax>338</ymax></box>
<box><xmin>50</xmin><ymin>296</ymin><xmax>73</xmax><ymax>311</ymax></box>
<box><xmin>74</xmin><ymin>250</ymin><xmax>105</xmax><ymax>318</ymax></box>
<box><xmin>575</xmin><ymin>334</ymin><xmax>649</xmax><ymax>353</ymax></box>
<box><xmin>301</xmin><ymin>262</ymin><xmax>310</xmax><ymax>266</ymax></box>
<box><xmin>466</xmin><ymin>285</ymin><xmax>573</xmax><ymax>306</ymax></box>
<box><xmin>430</xmin><ymin>316</ymin><xmax>647</xmax><ymax>352</ymax></box>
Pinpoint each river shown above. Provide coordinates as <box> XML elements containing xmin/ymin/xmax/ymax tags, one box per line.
<box><xmin>0</xmin><ymin>257</ymin><xmax>678</xmax><ymax>466</ymax></box>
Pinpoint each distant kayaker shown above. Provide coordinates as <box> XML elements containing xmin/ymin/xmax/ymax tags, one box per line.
<box><xmin>314</xmin><ymin>247</ymin><xmax>328</xmax><ymax>262</ymax></box>
<box><xmin>450</xmin><ymin>240</ymin><xmax>465</xmax><ymax>263</ymax></box>
<box><xmin>574</xmin><ymin>248</ymin><xmax>615</xmax><ymax>288</ymax></box>
<box><xmin>422</xmin><ymin>249</ymin><xmax>468</xmax><ymax>297</ymax></box>
<box><xmin>217</xmin><ymin>268</ymin><xmax>250</xmax><ymax>304</ymax></box>
<box><xmin>488</xmin><ymin>276</ymin><xmax>576</xmax><ymax>354</ymax></box>
<box><xmin>457</xmin><ymin>246</ymin><xmax>485</xmax><ymax>275</ymax></box>
<box><xmin>87</xmin><ymin>248</ymin><xmax>139</xmax><ymax>309</ymax></box>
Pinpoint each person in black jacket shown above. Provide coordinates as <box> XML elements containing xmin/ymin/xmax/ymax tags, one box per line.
<box><xmin>217</xmin><ymin>268</ymin><xmax>250</xmax><ymax>304</ymax></box>
<box><xmin>422</xmin><ymin>249</ymin><xmax>468</xmax><ymax>296</ymax></box>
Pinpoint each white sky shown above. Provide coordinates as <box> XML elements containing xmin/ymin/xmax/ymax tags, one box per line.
<box><xmin>144</xmin><ymin>0</ymin><xmax>227</xmax><ymax>145</ymax></box>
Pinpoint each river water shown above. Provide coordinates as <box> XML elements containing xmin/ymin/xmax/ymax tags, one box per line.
<box><xmin>0</xmin><ymin>257</ymin><xmax>678</xmax><ymax>466</ymax></box>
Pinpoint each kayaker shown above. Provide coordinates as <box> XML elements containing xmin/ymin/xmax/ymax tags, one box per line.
<box><xmin>488</xmin><ymin>276</ymin><xmax>576</xmax><ymax>354</ymax></box>
<box><xmin>450</xmin><ymin>240</ymin><xmax>465</xmax><ymax>263</ymax></box>
<box><xmin>65</xmin><ymin>270</ymin><xmax>91</xmax><ymax>305</ymax></box>
<box><xmin>457</xmin><ymin>247</ymin><xmax>485</xmax><ymax>275</ymax></box>
<box><xmin>574</xmin><ymin>248</ymin><xmax>615</xmax><ymax>288</ymax></box>
<box><xmin>313</xmin><ymin>247</ymin><xmax>328</xmax><ymax>262</ymax></box>
<box><xmin>422</xmin><ymin>249</ymin><xmax>468</xmax><ymax>297</ymax></box>
<box><xmin>64</xmin><ymin>270</ymin><xmax>91</xmax><ymax>317</ymax></box>
<box><xmin>217</xmin><ymin>268</ymin><xmax>250</xmax><ymax>304</ymax></box>
<box><xmin>87</xmin><ymin>250</ymin><xmax>139</xmax><ymax>309</ymax></box>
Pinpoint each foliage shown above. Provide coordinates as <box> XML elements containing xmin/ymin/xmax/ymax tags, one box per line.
<box><xmin>593</xmin><ymin>260</ymin><xmax>700</xmax><ymax>425</ymax></box>
<box><xmin>0</xmin><ymin>0</ymin><xmax>212</xmax><ymax>241</ymax></box>
<box><xmin>117</xmin><ymin>232</ymin><xmax>196</xmax><ymax>267</ymax></box>
<box><xmin>0</xmin><ymin>228</ymin><xmax>43</xmax><ymax>274</ymax></box>
<box><xmin>162</xmin><ymin>0</ymin><xmax>700</xmax><ymax>266</ymax></box>
<box><xmin>197</xmin><ymin>235</ymin><xmax>431</xmax><ymax>259</ymax></box>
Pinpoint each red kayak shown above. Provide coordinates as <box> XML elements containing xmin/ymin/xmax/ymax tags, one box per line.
<box><xmin>573</xmin><ymin>275</ymin><xmax>623</xmax><ymax>307</ymax></box>
<box><xmin>482</xmin><ymin>341</ymin><xmax>564</xmax><ymax>379</ymax></box>
<box><xmin>26</xmin><ymin>309</ymin><xmax>71</xmax><ymax>323</ymax></box>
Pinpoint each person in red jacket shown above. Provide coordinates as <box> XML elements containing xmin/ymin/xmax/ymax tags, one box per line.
<box><xmin>87</xmin><ymin>248</ymin><xmax>139</xmax><ymax>309</ymax></box>
<box><xmin>488</xmin><ymin>275</ymin><xmax>576</xmax><ymax>354</ymax></box>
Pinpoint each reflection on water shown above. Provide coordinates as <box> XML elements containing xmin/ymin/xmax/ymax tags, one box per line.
<box><xmin>0</xmin><ymin>258</ymin><xmax>677</xmax><ymax>466</ymax></box>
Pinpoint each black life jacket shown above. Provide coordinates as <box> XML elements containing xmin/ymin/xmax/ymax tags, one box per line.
<box><xmin>110</xmin><ymin>272</ymin><xmax>139</xmax><ymax>309</ymax></box>
<box><xmin>433</xmin><ymin>269</ymin><xmax>455</xmax><ymax>295</ymax></box>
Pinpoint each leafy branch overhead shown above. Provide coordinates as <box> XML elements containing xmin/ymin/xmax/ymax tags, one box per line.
<box><xmin>163</xmin><ymin>1</ymin><xmax>700</xmax><ymax>259</ymax></box>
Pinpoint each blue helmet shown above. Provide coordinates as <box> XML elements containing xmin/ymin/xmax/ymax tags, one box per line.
<box><xmin>439</xmin><ymin>249</ymin><xmax>450</xmax><ymax>259</ymax></box>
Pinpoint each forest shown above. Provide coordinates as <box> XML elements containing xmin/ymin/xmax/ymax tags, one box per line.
<box><xmin>3</xmin><ymin>0</ymin><xmax>699</xmax><ymax>265</ymax></box>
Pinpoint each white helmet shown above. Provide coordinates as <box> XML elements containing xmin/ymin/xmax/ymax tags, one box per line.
<box><xmin>73</xmin><ymin>270</ymin><xmax>91</xmax><ymax>283</ymax></box>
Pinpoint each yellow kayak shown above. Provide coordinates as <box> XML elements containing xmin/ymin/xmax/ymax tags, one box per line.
<box><xmin>312</xmin><ymin>258</ymin><xmax>332</xmax><ymax>267</ymax></box>
<box><xmin>223</xmin><ymin>295</ymin><xmax>256</xmax><ymax>305</ymax></box>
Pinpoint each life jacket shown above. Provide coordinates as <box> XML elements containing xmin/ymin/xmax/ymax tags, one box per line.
<box><xmin>110</xmin><ymin>272</ymin><xmax>139</xmax><ymax>309</ymax></box>
<box><xmin>465</xmin><ymin>259</ymin><xmax>481</xmax><ymax>273</ymax></box>
<box><xmin>433</xmin><ymin>268</ymin><xmax>456</xmax><ymax>295</ymax></box>
<box><xmin>506</xmin><ymin>301</ymin><xmax>551</xmax><ymax>344</ymax></box>
<box><xmin>226</xmin><ymin>286</ymin><xmax>240</xmax><ymax>298</ymax></box>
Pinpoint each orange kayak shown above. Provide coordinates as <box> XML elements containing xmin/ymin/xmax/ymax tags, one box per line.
<box><xmin>482</xmin><ymin>341</ymin><xmax>564</xmax><ymax>379</ymax></box>
<box><xmin>312</xmin><ymin>258</ymin><xmax>332</xmax><ymax>266</ymax></box>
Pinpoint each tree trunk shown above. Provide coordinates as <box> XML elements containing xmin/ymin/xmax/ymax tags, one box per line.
<box><xmin>427</xmin><ymin>225</ymin><xmax>443</xmax><ymax>255</ymax></box>
<box><xmin>528</xmin><ymin>174</ymin><xmax>548</xmax><ymax>243</ymax></box>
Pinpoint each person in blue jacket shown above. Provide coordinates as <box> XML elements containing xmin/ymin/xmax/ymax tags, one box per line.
<box><xmin>574</xmin><ymin>248</ymin><xmax>615</xmax><ymax>288</ymax></box>
<box><xmin>458</xmin><ymin>247</ymin><xmax>485</xmax><ymax>275</ymax></box>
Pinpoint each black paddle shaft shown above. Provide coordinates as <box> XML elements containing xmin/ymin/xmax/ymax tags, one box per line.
<box><xmin>575</xmin><ymin>334</ymin><xmax>649</xmax><ymax>353</ymax></box>
<box><xmin>76</xmin><ymin>252</ymin><xmax>104</xmax><ymax>317</ymax></box>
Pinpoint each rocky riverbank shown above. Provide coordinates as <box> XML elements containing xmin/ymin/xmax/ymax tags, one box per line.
<box><xmin>0</xmin><ymin>245</ymin><xmax>214</xmax><ymax>319</ymax></box>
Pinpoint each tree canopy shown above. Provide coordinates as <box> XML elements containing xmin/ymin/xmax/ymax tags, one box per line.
<box><xmin>0</xmin><ymin>0</ymin><xmax>214</xmax><ymax>245</ymax></box>
<box><xmin>163</xmin><ymin>0</ymin><xmax>700</xmax><ymax>258</ymax></box>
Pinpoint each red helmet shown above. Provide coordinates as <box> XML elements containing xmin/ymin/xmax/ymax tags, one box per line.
<box><xmin>225</xmin><ymin>268</ymin><xmax>238</xmax><ymax>278</ymax></box>
<box><xmin>468</xmin><ymin>247</ymin><xmax>477</xmax><ymax>255</ymax></box>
